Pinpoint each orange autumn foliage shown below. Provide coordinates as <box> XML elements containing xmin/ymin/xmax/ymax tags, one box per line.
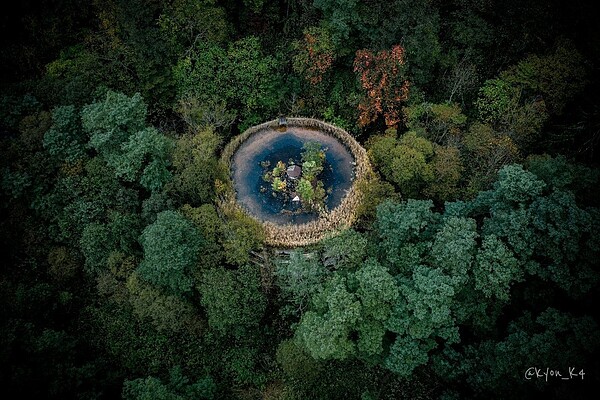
<box><xmin>304</xmin><ymin>31</ymin><xmax>334</xmax><ymax>85</ymax></box>
<box><xmin>353</xmin><ymin>45</ymin><xmax>410</xmax><ymax>127</ymax></box>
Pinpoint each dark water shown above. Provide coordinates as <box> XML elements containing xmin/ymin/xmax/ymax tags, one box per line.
<box><xmin>241</xmin><ymin>134</ymin><xmax>353</xmax><ymax>224</ymax></box>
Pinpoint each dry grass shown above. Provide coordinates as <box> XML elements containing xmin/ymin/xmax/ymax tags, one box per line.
<box><xmin>219</xmin><ymin>118</ymin><xmax>372</xmax><ymax>247</ymax></box>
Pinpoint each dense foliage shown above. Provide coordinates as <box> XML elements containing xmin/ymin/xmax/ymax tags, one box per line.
<box><xmin>1</xmin><ymin>1</ymin><xmax>599</xmax><ymax>399</ymax></box>
<box><xmin>262</xmin><ymin>141</ymin><xmax>328</xmax><ymax>213</ymax></box>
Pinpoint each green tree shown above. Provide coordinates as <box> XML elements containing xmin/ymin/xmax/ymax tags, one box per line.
<box><xmin>430</xmin><ymin>216</ymin><xmax>478</xmax><ymax>286</ymax></box>
<box><xmin>297</xmin><ymin>178</ymin><xmax>315</xmax><ymax>203</ymax></box>
<box><xmin>138</xmin><ymin>211</ymin><xmax>203</xmax><ymax>295</ymax></box>
<box><xmin>367</xmin><ymin>131</ymin><xmax>435</xmax><ymax>198</ymax></box>
<box><xmin>158</xmin><ymin>0</ymin><xmax>228</xmax><ymax>53</ymax></box>
<box><xmin>220</xmin><ymin>203</ymin><xmax>264</xmax><ymax>265</ymax></box>
<box><xmin>312</xmin><ymin>0</ymin><xmax>361</xmax><ymax>52</ymax></box>
<box><xmin>435</xmin><ymin>308</ymin><xmax>599</xmax><ymax>396</ymax></box>
<box><xmin>117</xmin><ymin>128</ymin><xmax>174</xmax><ymax>192</ymax></box>
<box><xmin>90</xmin><ymin>0</ymin><xmax>176</xmax><ymax>113</ymax></box>
<box><xmin>126</xmin><ymin>272</ymin><xmax>203</xmax><ymax>334</ymax></box>
<box><xmin>301</xmin><ymin>141</ymin><xmax>325</xmax><ymax>180</ymax></box>
<box><xmin>321</xmin><ymin>229</ymin><xmax>368</xmax><ymax>271</ymax></box>
<box><xmin>473</xmin><ymin>235</ymin><xmax>521</xmax><ymax>301</ymax></box>
<box><xmin>123</xmin><ymin>366</ymin><xmax>215</xmax><ymax>400</ymax></box>
<box><xmin>82</xmin><ymin>91</ymin><xmax>173</xmax><ymax>191</ymax></box>
<box><xmin>372</xmin><ymin>194</ymin><xmax>543</xmax><ymax>377</ymax></box>
<box><xmin>354</xmin><ymin>259</ymin><xmax>399</xmax><ymax>357</ymax></box>
<box><xmin>276</xmin><ymin>250</ymin><xmax>329</xmax><ymax>314</ymax></box>
<box><xmin>39</xmin><ymin>156</ymin><xmax>138</xmax><ymax>245</ymax></box>
<box><xmin>276</xmin><ymin>339</ymin><xmax>323</xmax><ymax>386</ymax></box>
<box><xmin>174</xmin><ymin>36</ymin><xmax>280</xmax><ymax>130</ymax></box>
<box><xmin>173</xmin><ymin>42</ymin><xmax>227</xmax><ymax>105</ymax></box>
<box><xmin>384</xmin><ymin>334</ymin><xmax>435</xmax><ymax>378</ymax></box>
<box><xmin>40</xmin><ymin>45</ymin><xmax>114</xmax><ymax>107</ymax></box>
<box><xmin>398</xmin><ymin>131</ymin><xmax>460</xmax><ymax>201</ymax></box>
<box><xmin>123</xmin><ymin>378</ymin><xmax>181</xmax><ymax>400</ymax></box>
<box><xmin>386</xmin><ymin>0</ymin><xmax>441</xmax><ymax>87</ymax></box>
<box><xmin>463</xmin><ymin>122</ymin><xmax>520</xmax><ymax>194</ymax></box>
<box><xmin>477</xmin><ymin>78</ymin><xmax>548</xmax><ymax>149</ymax></box>
<box><xmin>43</xmin><ymin>105</ymin><xmax>87</xmax><ymax>163</ymax></box>
<box><xmin>180</xmin><ymin>204</ymin><xmax>224</xmax><ymax>271</ymax></box>
<box><xmin>424</xmin><ymin>145</ymin><xmax>464</xmax><ymax>202</ymax></box>
<box><xmin>385</xmin><ymin>264</ymin><xmax>458</xmax><ymax>377</ymax></box>
<box><xmin>500</xmin><ymin>39</ymin><xmax>587</xmax><ymax>115</ymax></box>
<box><xmin>354</xmin><ymin>173</ymin><xmax>397</xmax><ymax>227</ymax></box>
<box><xmin>226</xmin><ymin>36</ymin><xmax>280</xmax><ymax>127</ymax></box>
<box><xmin>176</xmin><ymin>97</ymin><xmax>236</xmax><ymax>132</ymax></box>
<box><xmin>47</xmin><ymin>246</ymin><xmax>80</xmax><ymax>283</ymax></box>
<box><xmin>525</xmin><ymin>154</ymin><xmax>600</xmax><ymax>202</ymax></box>
<box><xmin>198</xmin><ymin>265</ymin><xmax>266</xmax><ymax>336</ymax></box>
<box><xmin>476</xmin><ymin>164</ymin><xmax>598</xmax><ymax>296</ymax></box>
<box><xmin>295</xmin><ymin>275</ymin><xmax>360</xmax><ymax>360</ymax></box>
<box><xmin>375</xmin><ymin>199</ymin><xmax>438</xmax><ymax>273</ymax></box>
<box><xmin>403</xmin><ymin>102</ymin><xmax>467</xmax><ymax>145</ymax></box>
<box><xmin>79</xmin><ymin>211</ymin><xmax>140</xmax><ymax>273</ymax></box>
<box><xmin>141</xmin><ymin>190</ymin><xmax>175</xmax><ymax>225</ymax></box>
<box><xmin>80</xmin><ymin>222</ymin><xmax>112</xmax><ymax>274</ymax></box>
<box><xmin>82</xmin><ymin>91</ymin><xmax>147</xmax><ymax>158</ymax></box>
<box><xmin>107</xmin><ymin>211</ymin><xmax>142</xmax><ymax>255</ymax></box>
<box><xmin>169</xmin><ymin>128</ymin><xmax>223</xmax><ymax>206</ymax></box>
<box><xmin>490</xmin><ymin>164</ymin><xmax>546</xmax><ymax>205</ymax></box>
<box><xmin>219</xmin><ymin>344</ymin><xmax>267</xmax><ymax>387</ymax></box>
<box><xmin>295</xmin><ymin>259</ymin><xmax>398</xmax><ymax>361</ymax></box>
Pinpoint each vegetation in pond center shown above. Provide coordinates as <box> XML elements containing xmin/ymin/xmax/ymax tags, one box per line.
<box><xmin>261</xmin><ymin>141</ymin><xmax>329</xmax><ymax>214</ymax></box>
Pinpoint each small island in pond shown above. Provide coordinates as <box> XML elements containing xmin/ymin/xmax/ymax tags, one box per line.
<box><xmin>260</xmin><ymin>141</ymin><xmax>330</xmax><ymax>215</ymax></box>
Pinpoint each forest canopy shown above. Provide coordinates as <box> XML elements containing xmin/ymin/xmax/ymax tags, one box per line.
<box><xmin>1</xmin><ymin>1</ymin><xmax>599</xmax><ymax>399</ymax></box>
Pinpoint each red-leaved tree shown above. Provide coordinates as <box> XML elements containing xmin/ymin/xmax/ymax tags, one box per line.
<box><xmin>353</xmin><ymin>45</ymin><xmax>410</xmax><ymax>127</ymax></box>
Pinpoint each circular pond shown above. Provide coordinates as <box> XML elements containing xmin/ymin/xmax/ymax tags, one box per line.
<box><xmin>231</xmin><ymin>126</ymin><xmax>355</xmax><ymax>224</ymax></box>
<box><xmin>222</xmin><ymin>118</ymin><xmax>371</xmax><ymax>247</ymax></box>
